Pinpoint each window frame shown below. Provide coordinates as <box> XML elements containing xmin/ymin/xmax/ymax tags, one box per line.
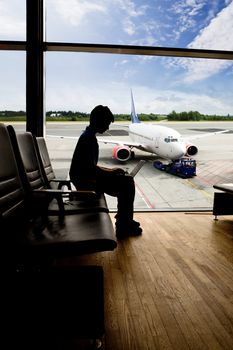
<box><xmin>0</xmin><ymin>0</ymin><xmax>232</xmax><ymax>137</ymax></box>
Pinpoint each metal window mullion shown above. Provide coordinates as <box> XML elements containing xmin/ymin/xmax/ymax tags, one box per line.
<box><xmin>26</xmin><ymin>0</ymin><xmax>44</xmax><ymax>136</ymax></box>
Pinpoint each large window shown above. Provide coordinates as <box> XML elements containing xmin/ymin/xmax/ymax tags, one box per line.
<box><xmin>45</xmin><ymin>52</ymin><xmax>233</xmax><ymax>210</ymax></box>
<box><xmin>1</xmin><ymin>0</ymin><xmax>233</xmax><ymax>210</ymax></box>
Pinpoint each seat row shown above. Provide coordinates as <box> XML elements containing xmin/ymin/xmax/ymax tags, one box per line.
<box><xmin>0</xmin><ymin>122</ymin><xmax>117</xmax><ymax>346</ymax></box>
<box><xmin>0</xmin><ymin>123</ymin><xmax>117</xmax><ymax>268</ymax></box>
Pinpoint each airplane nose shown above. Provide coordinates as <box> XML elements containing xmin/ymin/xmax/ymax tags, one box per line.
<box><xmin>171</xmin><ymin>144</ymin><xmax>186</xmax><ymax>160</ymax></box>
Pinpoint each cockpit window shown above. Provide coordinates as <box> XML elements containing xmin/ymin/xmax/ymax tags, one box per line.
<box><xmin>164</xmin><ymin>136</ymin><xmax>178</xmax><ymax>143</ymax></box>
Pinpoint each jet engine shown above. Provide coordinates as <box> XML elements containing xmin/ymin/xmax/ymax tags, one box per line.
<box><xmin>185</xmin><ymin>143</ymin><xmax>198</xmax><ymax>156</ymax></box>
<box><xmin>112</xmin><ymin>145</ymin><xmax>131</xmax><ymax>162</ymax></box>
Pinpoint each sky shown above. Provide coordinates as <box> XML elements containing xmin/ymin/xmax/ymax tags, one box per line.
<box><xmin>1</xmin><ymin>0</ymin><xmax>233</xmax><ymax>115</ymax></box>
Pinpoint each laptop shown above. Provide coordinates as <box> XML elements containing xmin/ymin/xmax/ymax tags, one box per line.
<box><xmin>128</xmin><ymin>160</ymin><xmax>146</xmax><ymax>177</ymax></box>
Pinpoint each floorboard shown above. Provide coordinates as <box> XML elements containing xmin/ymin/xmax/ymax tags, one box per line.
<box><xmin>57</xmin><ymin>212</ymin><xmax>233</xmax><ymax>350</ymax></box>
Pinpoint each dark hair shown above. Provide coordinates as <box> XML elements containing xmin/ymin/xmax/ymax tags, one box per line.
<box><xmin>90</xmin><ymin>105</ymin><xmax>114</xmax><ymax>126</ymax></box>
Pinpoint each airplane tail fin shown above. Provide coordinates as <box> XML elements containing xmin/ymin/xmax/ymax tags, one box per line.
<box><xmin>131</xmin><ymin>90</ymin><xmax>140</xmax><ymax>124</ymax></box>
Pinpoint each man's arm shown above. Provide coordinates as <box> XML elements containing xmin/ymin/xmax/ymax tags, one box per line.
<box><xmin>98</xmin><ymin>165</ymin><xmax>126</xmax><ymax>175</ymax></box>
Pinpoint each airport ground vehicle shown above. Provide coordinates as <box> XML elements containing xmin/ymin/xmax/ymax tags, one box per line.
<box><xmin>153</xmin><ymin>158</ymin><xmax>196</xmax><ymax>178</ymax></box>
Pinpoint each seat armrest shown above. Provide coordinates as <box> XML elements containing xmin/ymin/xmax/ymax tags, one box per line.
<box><xmin>33</xmin><ymin>188</ymin><xmax>98</xmax><ymax>200</ymax></box>
<box><xmin>50</xmin><ymin>179</ymin><xmax>72</xmax><ymax>190</ymax></box>
<box><xmin>213</xmin><ymin>183</ymin><xmax>233</xmax><ymax>193</ymax></box>
<box><xmin>32</xmin><ymin>189</ymin><xmax>98</xmax><ymax>216</ymax></box>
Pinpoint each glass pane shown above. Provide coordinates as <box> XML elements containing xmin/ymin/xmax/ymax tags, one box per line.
<box><xmin>45</xmin><ymin>52</ymin><xmax>233</xmax><ymax>210</ymax></box>
<box><xmin>46</xmin><ymin>0</ymin><xmax>233</xmax><ymax>50</ymax></box>
<box><xmin>0</xmin><ymin>0</ymin><xmax>26</xmax><ymax>40</ymax></box>
<box><xmin>0</xmin><ymin>52</ymin><xmax>26</xmax><ymax>130</ymax></box>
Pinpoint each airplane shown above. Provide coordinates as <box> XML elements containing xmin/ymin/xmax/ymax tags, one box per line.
<box><xmin>47</xmin><ymin>91</ymin><xmax>229</xmax><ymax>163</ymax></box>
<box><xmin>97</xmin><ymin>90</ymin><xmax>228</xmax><ymax>162</ymax></box>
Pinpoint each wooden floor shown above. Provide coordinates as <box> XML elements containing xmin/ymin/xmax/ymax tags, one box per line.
<box><xmin>61</xmin><ymin>212</ymin><xmax>233</xmax><ymax>350</ymax></box>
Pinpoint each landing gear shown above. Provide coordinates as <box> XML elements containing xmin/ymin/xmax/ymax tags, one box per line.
<box><xmin>131</xmin><ymin>150</ymin><xmax>135</xmax><ymax>159</ymax></box>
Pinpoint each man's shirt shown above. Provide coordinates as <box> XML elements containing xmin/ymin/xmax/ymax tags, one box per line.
<box><xmin>69</xmin><ymin>126</ymin><xmax>99</xmax><ymax>186</ymax></box>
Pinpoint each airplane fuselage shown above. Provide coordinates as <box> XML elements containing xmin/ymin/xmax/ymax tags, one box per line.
<box><xmin>129</xmin><ymin>123</ymin><xmax>187</xmax><ymax>161</ymax></box>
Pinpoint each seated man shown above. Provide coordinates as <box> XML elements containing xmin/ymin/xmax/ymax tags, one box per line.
<box><xmin>69</xmin><ymin>105</ymin><xmax>142</xmax><ymax>239</ymax></box>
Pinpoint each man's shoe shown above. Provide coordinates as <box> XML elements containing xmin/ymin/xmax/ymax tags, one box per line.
<box><xmin>116</xmin><ymin>219</ymin><xmax>141</xmax><ymax>228</ymax></box>
<box><xmin>116</xmin><ymin>221</ymin><xmax>142</xmax><ymax>239</ymax></box>
<box><xmin>131</xmin><ymin>220</ymin><xmax>141</xmax><ymax>228</ymax></box>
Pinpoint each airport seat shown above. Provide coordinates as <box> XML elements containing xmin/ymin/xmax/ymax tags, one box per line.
<box><xmin>213</xmin><ymin>183</ymin><xmax>233</xmax><ymax>219</ymax></box>
<box><xmin>34</xmin><ymin>134</ymin><xmax>109</xmax><ymax>213</ymax></box>
<box><xmin>35</xmin><ymin>135</ymin><xmax>72</xmax><ymax>190</ymax></box>
<box><xmin>7</xmin><ymin>125</ymin><xmax>109</xmax><ymax>216</ymax></box>
<box><xmin>0</xmin><ymin>123</ymin><xmax>117</xmax><ymax>266</ymax></box>
<box><xmin>0</xmin><ymin>122</ymin><xmax>116</xmax><ymax>346</ymax></box>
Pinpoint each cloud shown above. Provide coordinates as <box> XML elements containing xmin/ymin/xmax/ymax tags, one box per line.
<box><xmin>172</xmin><ymin>0</ymin><xmax>206</xmax><ymax>17</ymax></box>
<box><xmin>171</xmin><ymin>1</ymin><xmax>233</xmax><ymax>83</ymax></box>
<box><xmin>113</xmin><ymin>0</ymin><xmax>147</xmax><ymax>18</ymax></box>
<box><xmin>51</xmin><ymin>0</ymin><xmax>107</xmax><ymax>26</ymax></box>
<box><xmin>46</xmin><ymin>76</ymin><xmax>233</xmax><ymax>116</ymax></box>
<box><xmin>0</xmin><ymin>2</ymin><xmax>25</xmax><ymax>39</ymax></box>
<box><xmin>168</xmin><ymin>56</ymin><xmax>232</xmax><ymax>83</ymax></box>
<box><xmin>169</xmin><ymin>0</ymin><xmax>207</xmax><ymax>40</ymax></box>
<box><xmin>132</xmin><ymin>87</ymin><xmax>233</xmax><ymax>115</ymax></box>
<box><xmin>46</xmin><ymin>81</ymin><xmax>130</xmax><ymax>113</ymax></box>
<box><xmin>188</xmin><ymin>2</ymin><xmax>233</xmax><ymax>50</ymax></box>
<box><xmin>111</xmin><ymin>0</ymin><xmax>149</xmax><ymax>37</ymax></box>
<box><xmin>122</xmin><ymin>18</ymin><xmax>136</xmax><ymax>35</ymax></box>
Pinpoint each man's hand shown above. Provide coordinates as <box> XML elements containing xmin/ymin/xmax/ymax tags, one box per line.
<box><xmin>112</xmin><ymin>168</ymin><xmax>126</xmax><ymax>175</ymax></box>
<box><xmin>98</xmin><ymin>165</ymin><xmax>126</xmax><ymax>175</ymax></box>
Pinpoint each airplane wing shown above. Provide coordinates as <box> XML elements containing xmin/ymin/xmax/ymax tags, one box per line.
<box><xmin>47</xmin><ymin>134</ymin><xmax>145</xmax><ymax>149</ymax></box>
<box><xmin>47</xmin><ymin>135</ymin><xmax>78</xmax><ymax>140</ymax></box>
<box><xmin>48</xmin><ymin>129</ymin><xmax>228</xmax><ymax>144</ymax></box>
<box><xmin>97</xmin><ymin>137</ymin><xmax>145</xmax><ymax>149</ymax></box>
<box><xmin>183</xmin><ymin>129</ymin><xmax>229</xmax><ymax>142</ymax></box>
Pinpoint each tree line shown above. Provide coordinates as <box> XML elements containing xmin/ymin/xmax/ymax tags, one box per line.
<box><xmin>167</xmin><ymin>110</ymin><xmax>233</xmax><ymax>121</ymax></box>
<box><xmin>0</xmin><ymin>110</ymin><xmax>232</xmax><ymax>121</ymax></box>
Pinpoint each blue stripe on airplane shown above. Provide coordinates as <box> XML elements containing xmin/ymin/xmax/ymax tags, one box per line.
<box><xmin>131</xmin><ymin>90</ymin><xmax>140</xmax><ymax>124</ymax></box>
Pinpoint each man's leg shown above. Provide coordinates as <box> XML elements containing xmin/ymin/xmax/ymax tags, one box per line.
<box><xmin>96</xmin><ymin>173</ymin><xmax>142</xmax><ymax>238</ymax></box>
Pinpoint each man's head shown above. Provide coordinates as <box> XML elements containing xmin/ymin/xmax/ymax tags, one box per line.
<box><xmin>90</xmin><ymin>105</ymin><xmax>114</xmax><ymax>133</ymax></box>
